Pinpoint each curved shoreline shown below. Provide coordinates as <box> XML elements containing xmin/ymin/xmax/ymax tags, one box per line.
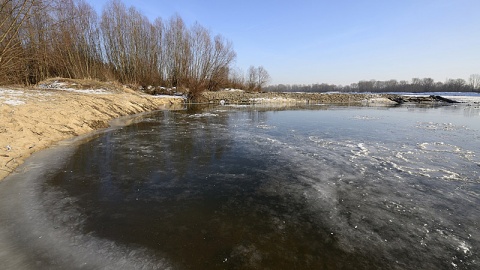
<box><xmin>1</xmin><ymin>88</ymin><xmax>471</xmax><ymax>181</ymax></box>
<box><xmin>0</xmin><ymin>87</ymin><xmax>184</xmax><ymax>181</ymax></box>
<box><xmin>0</xmin><ymin>114</ymin><xmax>174</xmax><ymax>269</ymax></box>
<box><xmin>1</xmin><ymin>91</ymin><xmax>479</xmax><ymax>269</ymax></box>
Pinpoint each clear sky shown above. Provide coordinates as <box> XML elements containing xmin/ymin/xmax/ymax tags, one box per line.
<box><xmin>87</xmin><ymin>0</ymin><xmax>480</xmax><ymax>86</ymax></box>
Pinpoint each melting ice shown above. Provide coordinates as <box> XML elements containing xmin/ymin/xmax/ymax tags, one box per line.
<box><xmin>0</xmin><ymin>104</ymin><xmax>479</xmax><ymax>269</ymax></box>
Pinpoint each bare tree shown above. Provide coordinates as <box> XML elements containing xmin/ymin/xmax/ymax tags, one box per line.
<box><xmin>410</xmin><ymin>78</ymin><xmax>422</xmax><ymax>92</ymax></box>
<box><xmin>245</xmin><ymin>65</ymin><xmax>270</xmax><ymax>92</ymax></box>
<box><xmin>188</xmin><ymin>23</ymin><xmax>213</xmax><ymax>89</ymax></box>
<box><xmin>0</xmin><ymin>0</ymin><xmax>35</xmax><ymax>83</ymax></box>
<box><xmin>48</xmin><ymin>0</ymin><xmax>103</xmax><ymax>79</ymax></box>
<box><xmin>385</xmin><ymin>79</ymin><xmax>398</xmax><ymax>91</ymax></box>
<box><xmin>444</xmin><ymin>78</ymin><xmax>467</xmax><ymax>92</ymax></box>
<box><xmin>256</xmin><ymin>66</ymin><xmax>270</xmax><ymax>91</ymax></box>
<box><xmin>207</xmin><ymin>35</ymin><xmax>235</xmax><ymax>90</ymax></box>
<box><xmin>420</xmin><ymin>78</ymin><xmax>434</xmax><ymax>92</ymax></box>
<box><xmin>228</xmin><ymin>67</ymin><xmax>245</xmax><ymax>89</ymax></box>
<box><xmin>0</xmin><ymin>0</ymin><xmax>243</xmax><ymax>90</ymax></box>
<box><xmin>163</xmin><ymin>14</ymin><xmax>191</xmax><ymax>87</ymax></box>
<box><xmin>152</xmin><ymin>17</ymin><xmax>165</xmax><ymax>84</ymax></box>
<box><xmin>20</xmin><ymin>0</ymin><xmax>58</xmax><ymax>83</ymax></box>
<box><xmin>357</xmin><ymin>80</ymin><xmax>375</xmax><ymax>92</ymax></box>
<box><xmin>246</xmin><ymin>65</ymin><xmax>257</xmax><ymax>91</ymax></box>
<box><xmin>469</xmin><ymin>74</ymin><xmax>480</xmax><ymax>91</ymax></box>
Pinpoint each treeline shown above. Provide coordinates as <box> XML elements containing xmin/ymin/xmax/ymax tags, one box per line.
<box><xmin>265</xmin><ymin>75</ymin><xmax>480</xmax><ymax>93</ymax></box>
<box><xmin>0</xmin><ymin>0</ymin><xmax>270</xmax><ymax>98</ymax></box>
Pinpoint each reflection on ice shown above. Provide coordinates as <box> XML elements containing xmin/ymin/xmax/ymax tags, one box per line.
<box><xmin>228</xmin><ymin>106</ymin><xmax>480</xmax><ymax>269</ymax></box>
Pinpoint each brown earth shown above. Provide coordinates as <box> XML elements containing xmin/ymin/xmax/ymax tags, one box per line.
<box><xmin>0</xmin><ymin>81</ymin><xmax>184</xmax><ymax>181</ymax></box>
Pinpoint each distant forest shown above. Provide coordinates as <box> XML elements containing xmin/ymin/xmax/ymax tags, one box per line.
<box><xmin>265</xmin><ymin>76</ymin><xmax>480</xmax><ymax>93</ymax></box>
<box><xmin>0</xmin><ymin>0</ymin><xmax>270</xmax><ymax>97</ymax></box>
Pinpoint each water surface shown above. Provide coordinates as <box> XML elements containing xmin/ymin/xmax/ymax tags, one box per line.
<box><xmin>1</xmin><ymin>104</ymin><xmax>479</xmax><ymax>269</ymax></box>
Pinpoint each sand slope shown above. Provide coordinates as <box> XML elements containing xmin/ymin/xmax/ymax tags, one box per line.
<box><xmin>0</xmin><ymin>85</ymin><xmax>183</xmax><ymax>181</ymax></box>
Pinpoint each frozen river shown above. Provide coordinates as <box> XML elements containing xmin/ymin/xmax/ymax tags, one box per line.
<box><xmin>1</xmin><ymin>103</ymin><xmax>479</xmax><ymax>269</ymax></box>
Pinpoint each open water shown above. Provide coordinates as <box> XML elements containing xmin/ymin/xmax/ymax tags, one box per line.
<box><xmin>0</xmin><ymin>103</ymin><xmax>479</xmax><ymax>269</ymax></box>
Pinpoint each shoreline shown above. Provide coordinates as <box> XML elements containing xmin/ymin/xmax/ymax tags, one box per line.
<box><xmin>0</xmin><ymin>86</ymin><xmax>184</xmax><ymax>181</ymax></box>
<box><xmin>200</xmin><ymin>91</ymin><xmax>476</xmax><ymax>105</ymax></box>
<box><xmin>2</xmin><ymin>86</ymin><xmax>476</xmax><ymax>181</ymax></box>
<box><xmin>201</xmin><ymin>91</ymin><xmax>395</xmax><ymax>105</ymax></box>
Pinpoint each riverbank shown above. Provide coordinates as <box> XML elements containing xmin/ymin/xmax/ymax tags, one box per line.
<box><xmin>201</xmin><ymin>90</ymin><xmax>480</xmax><ymax>105</ymax></box>
<box><xmin>2</xmin><ymin>84</ymin><xmax>475</xmax><ymax>181</ymax></box>
<box><xmin>201</xmin><ymin>91</ymin><xmax>396</xmax><ymax>104</ymax></box>
<box><xmin>0</xmin><ymin>81</ymin><xmax>184</xmax><ymax>181</ymax></box>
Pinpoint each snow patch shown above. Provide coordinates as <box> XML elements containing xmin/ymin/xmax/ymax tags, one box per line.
<box><xmin>249</xmin><ymin>97</ymin><xmax>298</xmax><ymax>103</ymax></box>
<box><xmin>223</xmin><ymin>88</ymin><xmax>244</xmax><ymax>92</ymax></box>
<box><xmin>51</xmin><ymin>88</ymin><xmax>111</xmax><ymax>95</ymax></box>
<box><xmin>0</xmin><ymin>89</ymin><xmax>24</xmax><ymax>96</ymax></box>
<box><xmin>364</xmin><ymin>97</ymin><xmax>397</xmax><ymax>105</ymax></box>
<box><xmin>3</xmin><ymin>99</ymin><xmax>25</xmax><ymax>106</ymax></box>
<box><xmin>149</xmin><ymin>94</ymin><xmax>185</xmax><ymax>99</ymax></box>
<box><xmin>39</xmin><ymin>81</ymin><xmax>111</xmax><ymax>94</ymax></box>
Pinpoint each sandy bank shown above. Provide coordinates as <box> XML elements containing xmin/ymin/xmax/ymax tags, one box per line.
<box><xmin>0</xmin><ymin>84</ymin><xmax>184</xmax><ymax>181</ymax></box>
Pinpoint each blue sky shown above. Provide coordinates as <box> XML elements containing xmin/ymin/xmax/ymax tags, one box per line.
<box><xmin>88</xmin><ymin>0</ymin><xmax>480</xmax><ymax>86</ymax></box>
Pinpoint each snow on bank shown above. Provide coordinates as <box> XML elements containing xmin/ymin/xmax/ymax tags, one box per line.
<box><xmin>1</xmin><ymin>88</ymin><xmax>52</xmax><ymax>106</ymax></box>
<box><xmin>362</xmin><ymin>97</ymin><xmax>398</xmax><ymax>105</ymax></box>
<box><xmin>3</xmin><ymin>100</ymin><xmax>25</xmax><ymax>106</ymax></box>
<box><xmin>249</xmin><ymin>97</ymin><xmax>298</xmax><ymax>103</ymax></box>
<box><xmin>1</xmin><ymin>86</ymin><xmax>184</xmax><ymax>181</ymax></box>
<box><xmin>223</xmin><ymin>88</ymin><xmax>244</xmax><ymax>92</ymax></box>
<box><xmin>0</xmin><ymin>89</ymin><xmax>19</xmax><ymax>95</ymax></box>
<box><xmin>38</xmin><ymin>81</ymin><xmax>111</xmax><ymax>94</ymax></box>
<box><xmin>149</xmin><ymin>94</ymin><xmax>185</xmax><ymax>99</ymax></box>
<box><xmin>0</xmin><ymin>89</ymin><xmax>23</xmax><ymax>106</ymax></box>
